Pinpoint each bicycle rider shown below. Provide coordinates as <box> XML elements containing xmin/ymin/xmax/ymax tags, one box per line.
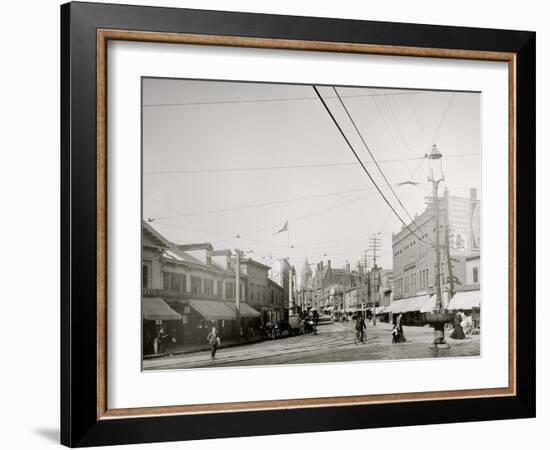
<box><xmin>355</xmin><ymin>311</ymin><xmax>366</xmax><ymax>343</ymax></box>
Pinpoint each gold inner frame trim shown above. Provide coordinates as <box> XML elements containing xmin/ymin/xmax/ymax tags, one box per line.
<box><xmin>96</xmin><ymin>28</ymin><xmax>517</xmax><ymax>420</ymax></box>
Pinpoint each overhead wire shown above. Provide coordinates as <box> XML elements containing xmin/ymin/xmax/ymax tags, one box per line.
<box><xmin>142</xmin><ymin>90</ymin><xmax>432</xmax><ymax>108</ymax></box>
<box><xmin>143</xmin><ymin>155</ymin><xmax>428</xmax><ymax>175</ymax></box>
<box><xmin>152</xmin><ymin>186</ymin><xmax>374</xmax><ymax>220</ymax></box>
<box><xmin>331</xmin><ymin>87</ymin><xmax>435</xmax><ymax>246</ymax></box>
<box><xmin>368</xmin><ymin>88</ymin><xmax>415</xmax><ymax>178</ymax></box>
<box><xmin>312</xmin><ymin>85</ymin><xmax>434</xmax><ymax>247</ymax></box>
<box><xmin>431</xmin><ymin>93</ymin><xmax>455</xmax><ymax>144</ymax></box>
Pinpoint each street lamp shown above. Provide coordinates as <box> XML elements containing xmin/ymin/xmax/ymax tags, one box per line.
<box><xmin>425</xmin><ymin>144</ymin><xmax>452</xmax><ymax>349</ymax></box>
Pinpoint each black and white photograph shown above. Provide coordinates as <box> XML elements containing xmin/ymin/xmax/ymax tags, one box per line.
<box><xmin>141</xmin><ymin>78</ymin><xmax>481</xmax><ymax>370</ymax></box>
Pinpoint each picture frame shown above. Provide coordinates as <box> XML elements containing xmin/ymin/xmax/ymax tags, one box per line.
<box><xmin>60</xmin><ymin>1</ymin><xmax>535</xmax><ymax>447</ymax></box>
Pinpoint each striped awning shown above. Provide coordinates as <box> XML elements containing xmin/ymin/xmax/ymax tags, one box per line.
<box><xmin>143</xmin><ymin>297</ymin><xmax>182</xmax><ymax>321</ymax></box>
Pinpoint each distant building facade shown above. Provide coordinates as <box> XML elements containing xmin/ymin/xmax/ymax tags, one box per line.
<box><xmin>391</xmin><ymin>188</ymin><xmax>480</xmax><ymax>302</ymax></box>
<box><xmin>142</xmin><ymin>221</ymin><xmax>265</xmax><ymax>354</ymax></box>
<box><xmin>269</xmin><ymin>258</ymin><xmax>295</xmax><ymax>311</ymax></box>
<box><xmin>241</xmin><ymin>257</ymin><xmax>284</xmax><ymax>324</ymax></box>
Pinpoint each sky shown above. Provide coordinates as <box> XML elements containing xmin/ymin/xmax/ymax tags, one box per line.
<box><xmin>142</xmin><ymin>78</ymin><xmax>480</xmax><ymax>277</ymax></box>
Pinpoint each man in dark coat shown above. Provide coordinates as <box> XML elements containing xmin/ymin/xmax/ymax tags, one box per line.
<box><xmin>355</xmin><ymin>312</ymin><xmax>366</xmax><ymax>343</ymax></box>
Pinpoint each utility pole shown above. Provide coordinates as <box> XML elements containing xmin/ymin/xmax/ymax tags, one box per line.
<box><xmin>288</xmin><ymin>258</ymin><xmax>294</xmax><ymax>314</ymax></box>
<box><xmin>432</xmin><ymin>181</ymin><xmax>442</xmax><ymax>309</ymax></box>
<box><xmin>445</xmin><ymin>223</ymin><xmax>455</xmax><ymax>297</ymax></box>
<box><xmin>362</xmin><ymin>249</ymin><xmax>371</xmax><ymax>274</ymax></box>
<box><xmin>369</xmin><ymin>234</ymin><xmax>381</xmax><ymax>268</ymax></box>
<box><xmin>235</xmin><ymin>249</ymin><xmax>241</xmax><ymax>340</ymax></box>
<box><xmin>426</xmin><ymin>144</ymin><xmax>450</xmax><ymax>349</ymax></box>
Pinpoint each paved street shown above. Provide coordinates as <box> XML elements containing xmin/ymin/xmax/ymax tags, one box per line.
<box><xmin>144</xmin><ymin>321</ymin><xmax>480</xmax><ymax>370</ymax></box>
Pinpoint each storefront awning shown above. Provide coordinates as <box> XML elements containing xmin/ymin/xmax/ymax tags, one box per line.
<box><xmin>402</xmin><ymin>294</ymin><xmax>429</xmax><ymax>312</ymax></box>
<box><xmin>225</xmin><ymin>302</ymin><xmax>261</xmax><ymax>318</ymax></box>
<box><xmin>384</xmin><ymin>299</ymin><xmax>409</xmax><ymax>314</ymax></box>
<box><xmin>447</xmin><ymin>290</ymin><xmax>481</xmax><ymax>310</ymax></box>
<box><xmin>188</xmin><ymin>299</ymin><xmax>234</xmax><ymax>321</ymax></box>
<box><xmin>420</xmin><ymin>295</ymin><xmax>436</xmax><ymax>313</ymax></box>
<box><xmin>143</xmin><ymin>297</ymin><xmax>182</xmax><ymax>321</ymax></box>
<box><xmin>385</xmin><ymin>295</ymin><xmax>432</xmax><ymax>314</ymax></box>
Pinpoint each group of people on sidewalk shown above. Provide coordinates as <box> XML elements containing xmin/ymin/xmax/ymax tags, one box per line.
<box><xmin>355</xmin><ymin>310</ymin><xmax>470</xmax><ymax>345</ymax></box>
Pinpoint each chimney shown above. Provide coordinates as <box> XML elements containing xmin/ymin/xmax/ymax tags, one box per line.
<box><xmin>345</xmin><ymin>262</ymin><xmax>350</xmax><ymax>273</ymax></box>
<box><xmin>470</xmin><ymin>188</ymin><xmax>477</xmax><ymax>201</ymax></box>
<box><xmin>327</xmin><ymin>260</ymin><xmax>331</xmax><ymax>269</ymax></box>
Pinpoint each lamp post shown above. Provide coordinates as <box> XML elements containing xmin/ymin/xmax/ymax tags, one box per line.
<box><xmin>425</xmin><ymin>144</ymin><xmax>451</xmax><ymax>349</ymax></box>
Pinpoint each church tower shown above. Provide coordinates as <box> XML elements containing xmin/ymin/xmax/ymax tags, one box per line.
<box><xmin>300</xmin><ymin>258</ymin><xmax>312</xmax><ymax>290</ymax></box>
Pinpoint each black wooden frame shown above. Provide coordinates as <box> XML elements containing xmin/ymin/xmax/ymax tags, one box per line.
<box><xmin>61</xmin><ymin>1</ymin><xmax>535</xmax><ymax>447</ymax></box>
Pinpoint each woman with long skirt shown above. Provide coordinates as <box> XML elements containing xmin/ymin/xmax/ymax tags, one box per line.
<box><xmin>450</xmin><ymin>310</ymin><xmax>466</xmax><ymax>339</ymax></box>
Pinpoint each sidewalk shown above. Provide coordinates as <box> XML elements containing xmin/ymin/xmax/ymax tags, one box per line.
<box><xmin>144</xmin><ymin>335</ymin><xmax>266</xmax><ymax>360</ymax></box>
<box><xmin>359</xmin><ymin>320</ymin><xmax>479</xmax><ymax>345</ymax></box>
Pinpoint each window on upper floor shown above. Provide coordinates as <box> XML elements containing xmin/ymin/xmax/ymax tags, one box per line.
<box><xmin>142</xmin><ymin>261</ymin><xmax>152</xmax><ymax>289</ymax></box>
<box><xmin>204</xmin><ymin>278</ymin><xmax>214</xmax><ymax>295</ymax></box>
<box><xmin>191</xmin><ymin>276</ymin><xmax>202</xmax><ymax>294</ymax></box>
<box><xmin>162</xmin><ymin>271</ymin><xmax>186</xmax><ymax>292</ymax></box>
<box><xmin>225</xmin><ymin>282</ymin><xmax>235</xmax><ymax>299</ymax></box>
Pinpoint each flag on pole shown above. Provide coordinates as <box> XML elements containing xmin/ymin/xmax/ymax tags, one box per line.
<box><xmin>274</xmin><ymin>220</ymin><xmax>288</xmax><ymax>235</ymax></box>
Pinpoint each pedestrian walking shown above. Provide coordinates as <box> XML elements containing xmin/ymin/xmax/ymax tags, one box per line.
<box><xmin>355</xmin><ymin>311</ymin><xmax>366</xmax><ymax>343</ymax></box>
<box><xmin>450</xmin><ymin>310</ymin><xmax>466</xmax><ymax>339</ymax></box>
<box><xmin>206</xmin><ymin>325</ymin><xmax>221</xmax><ymax>359</ymax></box>
<box><xmin>396</xmin><ymin>313</ymin><xmax>406</xmax><ymax>343</ymax></box>
<box><xmin>391</xmin><ymin>324</ymin><xmax>399</xmax><ymax>344</ymax></box>
<box><xmin>155</xmin><ymin>326</ymin><xmax>168</xmax><ymax>354</ymax></box>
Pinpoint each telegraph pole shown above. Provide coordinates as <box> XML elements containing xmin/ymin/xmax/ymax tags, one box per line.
<box><xmin>235</xmin><ymin>249</ymin><xmax>241</xmax><ymax>340</ymax></box>
<box><xmin>445</xmin><ymin>223</ymin><xmax>455</xmax><ymax>297</ymax></box>
<box><xmin>288</xmin><ymin>264</ymin><xmax>294</xmax><ymax>314</ymax></box>
<box><xmin>369</xmin><ymin>234</ymin><xmax>381</xmax><ymax>268</ymax></box>
<box><xmin>426</xmin><ymin>144</ymin><xmax>450</xmax><ymax>349</ymax></box>
<box><xmin>363</xmin><ymin>250</ymin><xmax>370</xmax><ymax>273</ymax></box>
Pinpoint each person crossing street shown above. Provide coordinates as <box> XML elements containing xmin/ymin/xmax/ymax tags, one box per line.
<box><xmin>206</xmin><ymin>325</ymin><xmax>221</xmax><ymax>360</ymax></box>
<box><xmin>355</xmin><ymin>311</ymin><xmax>366</xmax><ymax>344</ymax></box>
